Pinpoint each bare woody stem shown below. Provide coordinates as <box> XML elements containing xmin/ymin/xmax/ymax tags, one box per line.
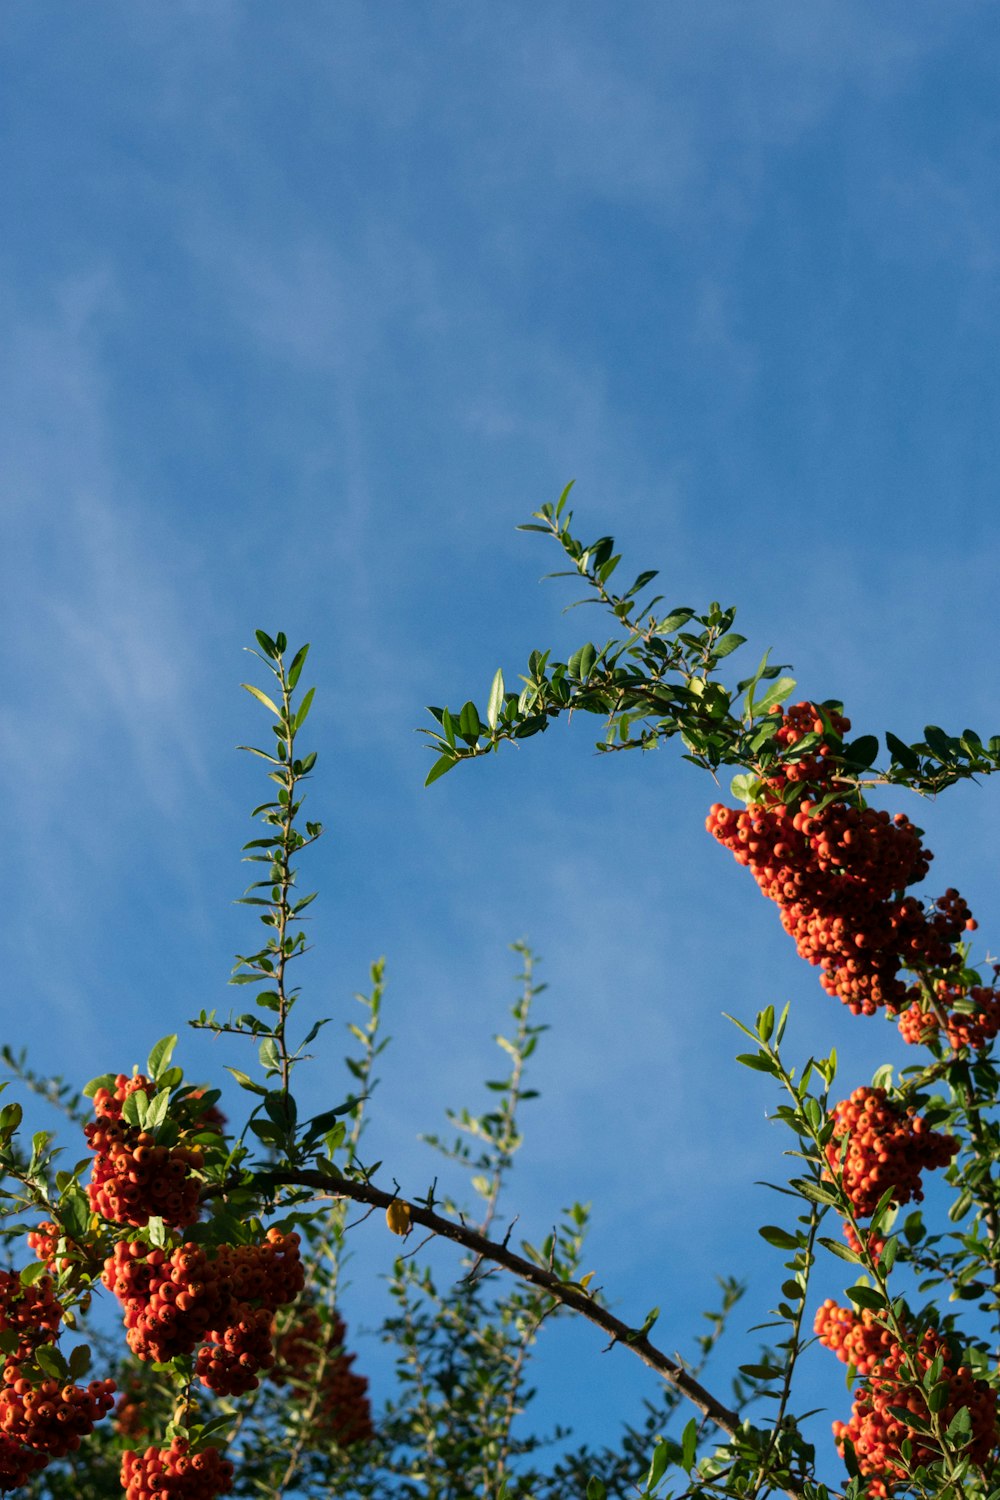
<box><xmin>208</xmin><ymin>1166</ymin><xmax>812</xmax><ymax>1500</ymax></box>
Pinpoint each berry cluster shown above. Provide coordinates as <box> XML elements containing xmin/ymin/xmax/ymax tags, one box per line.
<box><xmin>765</xmin><ymin>701</ymin><xmax>851</xmax><ymax>788</ymax></box>
<box><xmin>707</xmin><ymin>705</ymin><xmax>976</xmax><ymax>1015</ymax></box>
<box><xmin>816</xmin><ymin>1301</ymin><xmax>996</xmax><ymax>1494</ymax></box>
<box><xmin>0</xmin><ymin>1271</ymin><xmax>62</xmax><ymax>1361</ymax></box>
<box><xmin>104</xmin><ymin>1230</ymin><xmax>304</xmax><ymax>1395</ymax></box>
<box><xmin>271</xmin><ymin>1305</ymin><xmax>374</xmax><ymax>1446</ymax></box>
<box><xmin>826</xmin><ymin>1087</ymin><xmax>958</xmax><ymax>1219</ymax></box>
<box><xmin>25</xmin><ymin>1223</ymin><xmax>72</xmax><ymax>1275</ymax></box>
<box><xmin>898</xmin><ymin>980</ymin><xmax>1000</xmax><ymax>1052</ymax></box>
<box><xmin>0</xmin><ymin>1366</ymin><xmax>116</xmax><ymax>1461</ymax></box>
<box><xmin>0</xmin><ymin>1267</ymin><xmax>116</xmax><ymax>1490</ymax></box>
<box><xmin>121</xmin><ymin>1439</ymin><xmax>233</xmax><ymax>1499</ymax></box>
<box><xmin>85</xmin><ymin>1075</ymin><xmax>205</xmax><ymax>1229</ymax></box>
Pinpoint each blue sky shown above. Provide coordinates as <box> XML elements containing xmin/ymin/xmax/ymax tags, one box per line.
<box><xmin>4</xmin><ymin>0</ymin><xmax>1000</xmax><ymax>1486</ymax></box>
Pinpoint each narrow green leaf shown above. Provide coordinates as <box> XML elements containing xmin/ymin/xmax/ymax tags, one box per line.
<box><xmin>293</xmin><ymin>687</ymin><xmax>315</xmax><ymax>732</ymax></box>
<box><xmin>287</xmin><ymin>644</ymin><xmax>310</xmax><ymax>690</ymax></box>
<box><xmin>242</xmin><ymin>683</ymin><xmax>281</xmax><ymax>717</ymax></box>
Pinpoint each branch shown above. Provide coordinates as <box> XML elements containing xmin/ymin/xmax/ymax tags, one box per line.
<box><xmin>207</xmin><ymin>1166</ymin><xmax>811</xmax><ymax>1499</ymax></box>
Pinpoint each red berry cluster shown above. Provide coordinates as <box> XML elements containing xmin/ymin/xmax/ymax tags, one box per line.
<box><xmin>121</xmin><ymin>1439</ymin><xmax>234</xmax><ymax>1499</ymax></box>
<box><xmin>271</xmin><ymin>1305</ymin><xmax>374</xmax><ymax>1446</ymax></box>
<box><xmin>898</xmin><ymin>980</ymin><xmax>1000</xmax><ymax>1052</ymax></box>
<box><xmin>85</xmin><ymin>1075</ymin><xmax>204</xmax><ymax>1229</ymax></box>
<box><xmin>707</xmin><ymin>704</ymin><xmax>975</xmax><ymax>1015</ymax></box>
<box><xmin>0</xmin><ymin>1271</ymin><xmax>62</xmax><ymax>1362</ymax></box>
<box><xmin>816</xmin><ymin>1301</ymin><xmax>996</xmax><ymax>1495</ymax></box>
<box><xmin>104</xmin><ymin>1230</ymin><xmax>304</xmax><ymax>1395</ymax></box>
<box><xmin>826</xmin><ymin>1087</ymin><xmax>958</xmax><ymax>1219</ymax></box>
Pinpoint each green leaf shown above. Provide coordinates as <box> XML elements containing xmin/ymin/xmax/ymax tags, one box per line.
<box><xmin>35</xmin><ymin>1344</ymin><xmax>68</xmax><ymax>1379</ymax></box>
<box><xmin>19</xmin><ymin>1261</ymin><xmax>50</xmax><ymax>1286</ymax></box>
<box><xmin>758</xmin><ymin>1225</ymin><xmax>799</xmax><ymax>1250</ymax></box>
<box><xmin>885</xmin><ymin>731</ymin><xmax>920</xmax><ymax>771</ymax></box>
<box><xmin>736</xmin><ymin>1052</ymin><xmax>779</xmax><ymax>1075</ymax></box>
<box><xmin>486</xmin><ymin>669</ymin><xmax>505</xmax><ymax>731</ymax></box>
<box><xmin>843</xmin><ymin>735</ymin><xmax>879</xmax><ymax>769</ymax></box>
<box><xmin>924</xmin><ymin>724</ymin><xmax>956</xmax><ymax>761</ymax></box>
<box><xmin>425</xmin><ymin>752</ymin><xmax>459</xmax><ymax>788</ymax></box>
<box><xmin>83</xmin><ymin>1074</ymin><xmax>116</xmax><ymax>1099</ymax></box>
<box><xmin>61</xmin><ymin>1187</ymin><xmax>91</xmax><ymax>1241</ymax></box>
<box><xmin>293</xmin><ymin>687</ymin><xmax>315</xmax><ymax>732</ymax></box>
<box><xmin>287</xmin><ymin>644</ymin><xmax>310</xmax><ymax>690</ymax></box>
<box><xmin>660</xmin><ymin>608</ymin><xmax>694</xmax><ymax>633</ymax></box>
<box><xmin>458</xmin><ymin>701</ymin><xmax>481</xmax><ymax>743</ymax></box>
<box><xmin>258</xmin><ymin>1038</ymin><xmax>281</xmax><ymax>1073</ymax></box>
<box><xmin>586</xmin><ymin>1480</ymin><xmax>607</xmax><ymax>1500</ymax></box>
<box><xmin>845</xmin><ymin>1285</ymin><xmax>886</xmax><ymax>1311</ymax></box>
<box><xmin>644</xmin><ymin>1439</ymin><xmax>670</xmax><ymax>1491</ymax></box>
<box><xmin>225</xmin><ymin>1067</ymin><xmax>268</xmax><ymax>1097</ymax></box>
<box><xmin>819</xmin><ymin>1236</ymin><xmax>861</xmax><ymax>1265</ymax></box>
<box><xmin>147</xmin><ymin>1035</ymin><xmax>178</xmax><ymax>1081</ymax></box>
<box><xmin>68</xmin><ymin>1343</ymin><xmax>92</xmax><ymax>1380</ymax></box>
<box><xmin>712</xmin><ymin>632</ymin><xmax>746</xmax><ymax>659</ymax></box>
<box><xmin>730</xmin><ymin>772</ymin><xmax>759</xmax><ymax>804</ymax></box>
<box><xmin>121</xmin><ymin>1091</ymin><xmax>147</xmax><ymax>1128</ymax></box>
<box><xmin>753</xmin><ymin>676</ymin><xmax>796</xmax><ymax>716</ymax></box>
<box><xmin>145</xmin><ymin>1088</ymin><xmax>171</xmax><ymax>1133</ymax></box>
<box><xmin>254</xmin><ymin>630</ymin><xmax>278</xmax><ymax>659</ymax></box>
<box><xmin>242</xmin><ymin>683</ymin><xmax>281</xmax><ymax>717</ymax></box>
<box><xmin>680</xmin><ymin>1415</ymin><xmax>698</xmax><ymax>1471</ymax></box>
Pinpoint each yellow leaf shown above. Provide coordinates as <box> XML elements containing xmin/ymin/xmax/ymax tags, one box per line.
<box><xmin>386</xmin><ymin>1200</ymin><xmax>412</xmax><ymax>1236</ymax></box>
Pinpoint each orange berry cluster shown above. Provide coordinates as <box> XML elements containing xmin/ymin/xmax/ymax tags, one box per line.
<box><xmin>0</xmin><ymin>1271</ymin><xmax>62</xmax><ymax>1362</ymax></box>
<box><xmin>25</xmin><ymin>1223</ymin><xmax>72</xmax><ymax>1275</ymax></box>
<box><xmin>826</xmin><ymin>1087</ymin><xmax>958</xmax><ymax>1219</ymax></box>
<box><xmin>766</xmin><ymin>701</ymin><xmax>851</xmax><ymax>787</ymax></box>
<box><xmin>815</xmin><ymin>1301</ymin><xmax>996</xmax><ymax>1495</ymax></box>
<box><xmin>898</xmin><ymin>980</ymin><xmax>1000</xmax><ymax>1052</ymax></box>
<box><xmin>271</xmin><ymin>1305</ymin><xmax>374</xmax><ymax>1446</ymax></box>
<box><xmin>85</xmin><ymin>1075</ymin><xmax>204</xmax><ymax>1229</ymax></box>
<box><xmin>104</xmin><ymin>1230</ymin><xmax>304</xmax><ymax>1395</ymax></box>
<box><xmin>0</xmin><ymin>1271</ymin><xmax>114</xmax><ymax>1491</ymax></box>
<box><xmin>707</xmin><ymin>705</ymin><xmax>975</xmax><ymax>1016</ymax></box>
<box><xmin>0</xmin><ymin>1367</ymin><xmax>115</xmax><ymax>1461</ymax></box>
<box><xmin>121</xmin><ymin>1439</ymin><xmax>233</xmax><ymax>1499</ymax></box>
